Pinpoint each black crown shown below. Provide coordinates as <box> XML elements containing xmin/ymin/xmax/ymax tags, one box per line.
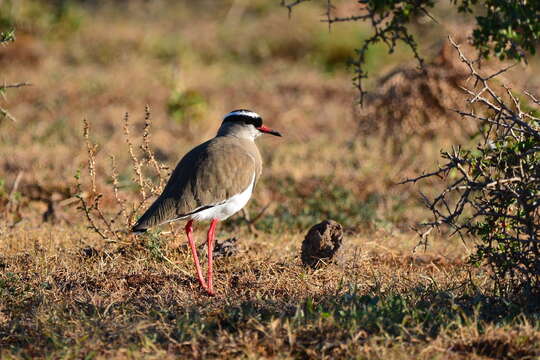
<box><xmin>223</xmin><ymin>110</ymin><xmax>262</xmax><ymax>128</ymax></box>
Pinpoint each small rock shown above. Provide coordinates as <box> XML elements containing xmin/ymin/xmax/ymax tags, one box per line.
<box><xmin>199</xmin><ymin>237</ymin><xmax>238</xmax><ymax>258</ymax></box>
<box><xmin>81</xmin><ymin>246</ymin><xmax>99</xmax><ymax>258</ymax></box>
<box><xmin>301</xmin><ymin>220</ymin><xmax>344</xmax><ymax>269</ymax></box>
<box><xmin>213</xmin><ymin>237</ymin><xmax>238</xmax><ymax>258</ymax></box>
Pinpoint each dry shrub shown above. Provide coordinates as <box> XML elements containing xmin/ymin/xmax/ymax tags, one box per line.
<box><xmin>357</xmin><ymin>41</ymin><xmax>477</xmax><ymax>141</ymax></box>
<box><xmin>76</xmin><ymin>106</ymin><xmax>172</xmax><ymax>241</ymax></box>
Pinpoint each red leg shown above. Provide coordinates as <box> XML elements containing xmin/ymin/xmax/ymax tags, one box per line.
<box><xmin>206</xmin><ymin>218</ymin><xmax>219</xmax><ymax>295</ymax></box>
<box><xmin>185</xmin><ymin>220</ymin><xmax>207</xmax><ymax>290</ymax></box>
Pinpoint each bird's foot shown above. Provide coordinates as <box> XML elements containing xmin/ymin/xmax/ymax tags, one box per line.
<box><xmin>203</xmin><ymin>285</ymin><xmax>215</xmax><ymax>296</ymax></box>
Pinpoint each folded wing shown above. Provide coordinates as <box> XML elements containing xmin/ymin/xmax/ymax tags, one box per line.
<box><xmin>132</xmin><ymin>137</ymin><xmax>259</xmax><ymax>232</ymax></box>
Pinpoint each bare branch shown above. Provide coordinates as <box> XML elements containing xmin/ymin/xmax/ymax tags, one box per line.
<box><xmin>280</xmin><ymin>0</ymin><xmax>311</xmax><ymax>17</ymax></box>
<box><xmin>407</xmin><ymin>37</ymin><xmax>540</xmax><ymax>293</ymax></box>
<box><xmin>0</xmin><ymin>82</ymin><xmax>31</xmax><ymax>91</ymax></box>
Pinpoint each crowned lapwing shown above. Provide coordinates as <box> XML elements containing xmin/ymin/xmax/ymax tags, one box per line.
<box><xmin>132</xmin><ymin>109</ymin><xmax>281</xmax><ymax>295</ymax></box>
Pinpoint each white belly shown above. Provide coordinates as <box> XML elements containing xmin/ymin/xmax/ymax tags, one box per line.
<box><xmin>190</xmin><ymin>174</ymin><xmax>255</xmax><ymax>221</ymax></box>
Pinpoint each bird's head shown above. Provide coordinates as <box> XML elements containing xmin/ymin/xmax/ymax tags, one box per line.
<box><xmin>218</xmin><ymin>109</ymin><xmax>282</xmax><ymax>140</ymax></box>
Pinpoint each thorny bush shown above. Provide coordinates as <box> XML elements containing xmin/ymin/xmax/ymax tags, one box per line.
<box><xmin>404</xmin><ymin>38</ymin><xmax>540</xmax><ymax>296</ymax></box>
<box><xmin>283</xmin><ymin>0</ymin><xmax>540</xmax><ymax>104</ymax></box>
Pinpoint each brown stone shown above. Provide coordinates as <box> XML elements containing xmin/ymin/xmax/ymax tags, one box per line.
<box><xmin>301</xmin><ymin>220</ymin><xmax>344</xmax><ymax>269</ymax></box>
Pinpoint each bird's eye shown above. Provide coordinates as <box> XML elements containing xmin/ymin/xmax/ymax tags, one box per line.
<box><xmin>251</xmin><ymin>118</ymin><xmax>262</xmax><ymax>128</ymax></box>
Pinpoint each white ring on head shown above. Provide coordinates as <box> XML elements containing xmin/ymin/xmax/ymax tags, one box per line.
<box><xmin>223</xmin><ymin>110</ymin><xmax>260</xmax><ymax>120</ymax></box>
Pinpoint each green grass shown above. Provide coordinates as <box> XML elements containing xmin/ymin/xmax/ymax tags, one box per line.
<box><xmin>251</xmin><ymin>176</ymin><xmax>380</xmax><ymax>233</ymax></box>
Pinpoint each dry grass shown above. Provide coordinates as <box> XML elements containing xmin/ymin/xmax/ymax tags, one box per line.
<box><xmin>1</xmin><ymin>1</ymin><xmax>540</xmax><ymax>359</ymax></box>
<box><xmin>2</xmin><ymin>222</ymin><xmax>539</xmax><ymax>359</ymax></box>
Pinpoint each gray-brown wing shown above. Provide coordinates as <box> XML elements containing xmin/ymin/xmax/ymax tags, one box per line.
<box><xmin>132</xmin><ymin>138</ymin><xmax>257</xmax><ymax>231</ymax></box>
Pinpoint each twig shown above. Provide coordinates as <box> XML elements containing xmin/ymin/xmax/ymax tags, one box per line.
<box><xmin>0</xmin><ymin>82</ymin><xmax>31</xmax><ymax>91</ymax></box>
<box><xmin>83</xmin><ymin>119</ymin><xmax>98</xmax><ymax>195</ymax></box>
<box><xmin>110</xmin><ymin>155</ymin><xmax>128</xmax><ymax>224</ymax></box>
<box><xmin>123</xmin><ymin>112</ymin><xmax>146</xmax><ymax>199</ymax></box>
<box><xmin>7</xmin><ymin>171</ymin><xmax>23</xmax><ymax>212</ymax></box>
<box><xmin>0</xmin><ymin>106</ymin><xmax>15</xmax><ymax>122</ymax></box>
<box><xmin>281</xmin><ymin>0</ymin><xmax>311</xmax><ymax>17</ymax></box>
<box><xmin>140</xmin><ymin>104</ymin><xmax>166</xmax><ymax>193</ymax></box>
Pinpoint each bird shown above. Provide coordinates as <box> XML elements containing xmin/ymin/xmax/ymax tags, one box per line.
<box><xmin>131</xmin><ymin>109</ymin><xmax>282</xmax><ymax>295</ymax></box>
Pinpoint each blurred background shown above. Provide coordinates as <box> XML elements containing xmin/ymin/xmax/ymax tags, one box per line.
<box><xmin>1</xmin><ymin>0</ymin><xmax>539</xmax><ymax>238</ymax></box>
